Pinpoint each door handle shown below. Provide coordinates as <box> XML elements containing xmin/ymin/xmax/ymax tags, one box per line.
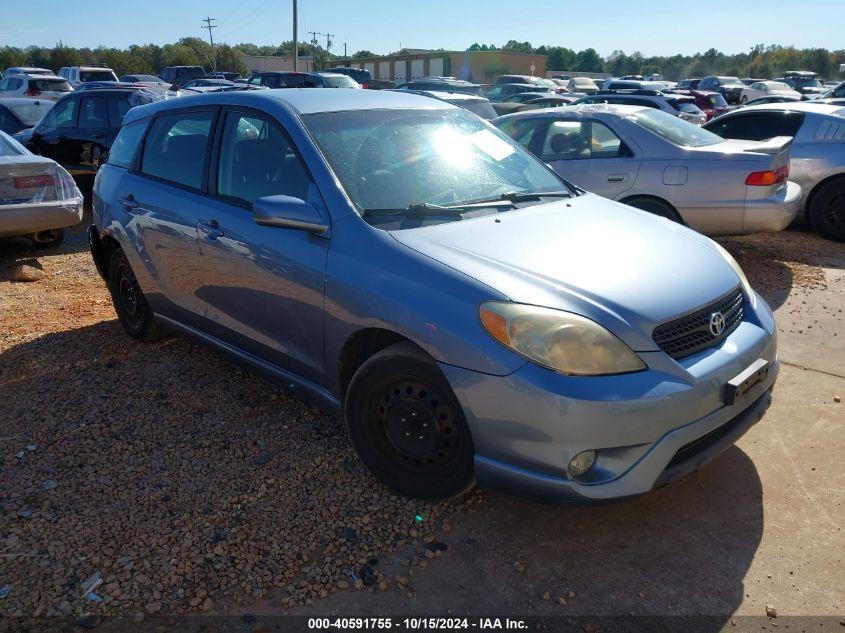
<box><xmin>92</xmin><ymin>133</ymin><xmax>104</xmax><ymax>139</ymax></box>
<box><xmin>120</xmin><ymin>195</ymin><xmax>138</xmax><ymax>210</ymax></box>
<box><xmin>198</xmin><ymin>220</ymin><xmax>224</xmax><ymax>240</ymax></box>
<box><xmin>607</xmin><ymin>175</ymin><xmax>627</xmax><ymax>182</ymax></box>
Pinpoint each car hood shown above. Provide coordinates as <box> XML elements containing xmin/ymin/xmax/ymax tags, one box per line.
<box><xmin>389</xmin><ymin>195</ymin><xmax>742</xmax><ymax>351</ymax></box>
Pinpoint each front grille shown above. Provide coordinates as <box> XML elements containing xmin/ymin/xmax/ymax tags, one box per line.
<box><xmin>652</xmin><ymin>288</ymin><xmax>744</xmax><ymax>359</ymax></box>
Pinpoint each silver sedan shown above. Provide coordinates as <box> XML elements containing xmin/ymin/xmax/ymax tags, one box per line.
<box><xmin>494</xmin><ymin>104</ymin><xmax>801</xmax><ymax>236</ymax></box>
<box><xmin>704</xmin><ymin>102</ymin><xmax>845</xmax><ymax>241</ymax></box>
<box><xmin>0</xmin><ymin>130</ymin><xmax>82</xmax><ymax>246</ymax></box>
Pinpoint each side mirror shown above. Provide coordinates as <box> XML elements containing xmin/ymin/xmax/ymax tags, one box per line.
<box><xmin>253</xmin><ymin>195</ymin><xmax>329</xmax><ymax>236</ymax></box>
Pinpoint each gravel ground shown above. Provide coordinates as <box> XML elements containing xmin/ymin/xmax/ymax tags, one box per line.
<box><xmin>0</xmin><ymin>214</ymin><xmax>842</xmax><ymax>626</ymax></box>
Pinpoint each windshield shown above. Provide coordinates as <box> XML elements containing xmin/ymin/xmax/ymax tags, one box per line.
<box><xmin>29</xmin><ymin>78</ymin><xmax>72</xmax><ymax>92</ymax></box>
<box><xmin>303</xmin><ymin>108</ymin><xmax>564</xmax><ymax>224</ymax></box>
<box><xmin>791</xmin><ymin>78</ymin><xmax>821</xmax><ymax>88</ymax></box>
<box><xmin>676</xmin><ymin>102</ymin><xmax>705</xmax><ymax>114</ymax></box>
<box><xmin>718</xmin><ymin>77</ymin><xmax>742</xmax><ymax>85</ymax></box>
<box><xmin>80</xmin><ymin>70</ymin><xmax>116</xmax><ymax>82</ymax></box>
<box><xmin>322</xmin><ymin>75</ymin><xmax>358</xmax><ymax>88</ymax></box>
<box><xmin>0</xmin><ymin>131</ymin><xmax>28</xmax><ymax>156</ymax></box>
<box><xmin>5</xmin><ymin>102</ymin><xmax>53</xmax><ymax>125</ymax></box>
<box><xmin>458</xmin><ymin>100</ymin><xmax>497</xmax><ymax>120</ymax></box>
<box><xmin>706</xmin><ymin>94</ymin><xmax>728</xmax><ymax>107</ymax></box>
<box><xmin>629</xmin><ymin>109</ymin><xmax>723</xmax><ymax>147</ymax></box>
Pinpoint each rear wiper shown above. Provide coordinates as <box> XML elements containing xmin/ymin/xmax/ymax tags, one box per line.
<box><xmin>362</xmin><ymin>199</ymin><xmax>514</xmax><ymax>218</ymax></box>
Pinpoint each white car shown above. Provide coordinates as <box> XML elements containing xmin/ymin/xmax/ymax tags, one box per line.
<box><xmin>3</xmin><ymin>67</ymin><xmax>54</xmax><ymax>77</ymax></box>
<box><xmin>567</xmin><ymin>77</ymin><xmax>599</xmax><ymax>94</ymax></box>
<box><xmin>57</xmin><ymin>65</ymin><xmax>118</xmax><ymax>88</ymax></box>
<box><xmin>740</xmin><ymin>81</ymin><xmax>801</xmax><ymax>104</ymax></box>
<box><xmin>494</xmin><ymin>104</ymin><xmax>801</xmax><ymax>236</ymax></box>
<box><xmin>0</xmin><ymin>74</ymin><xmax>73</xmax><ymax>101</ymax></box>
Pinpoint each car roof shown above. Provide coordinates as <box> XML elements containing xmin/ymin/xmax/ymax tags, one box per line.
<box><xmin>0</xmin><ymin>98</ymin><xmax>54</xmax><ymax>106</ymax></box>
<box><xmin>495</xmin><ymin>103</ymin><xmax>648</xmax><ymax>122</ymax></box>
<box><xmin>736</xmin><ymin>102</ymin><xmax>845</xmax><ymax>116</ymax></box>
<box><xmin>313</xmin><ymin>72</ymin><xmax>349</xmax><ymax>78</ymax></box>
<box><xmin>124</xmin><ymin>88</ymin><xmax>458</xmax><ymax>123</ymax></box>
<box><xmin>401</xmin><ymin>90</ymin><xmax>484</xmax><ymax>102</ymax></box>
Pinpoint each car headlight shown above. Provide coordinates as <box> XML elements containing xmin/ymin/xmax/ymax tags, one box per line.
<box><xmin>479</xmin><ymin>302</ymin><xmax>646</xmax><ymax>376</ymax></box>
<box><xmin>711</xmin><ymin>241</ymin><xmax>757</xmax><ymax>308</ymax></box>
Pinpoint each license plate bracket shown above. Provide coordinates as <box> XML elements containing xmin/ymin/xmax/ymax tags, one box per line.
<box><xmin>725</xmin><ymin>359</ymin><xmax>769</xmax><ymax>405</ymax></box>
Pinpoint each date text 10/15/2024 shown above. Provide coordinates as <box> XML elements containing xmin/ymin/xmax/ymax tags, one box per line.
<box><xmin>308</xmin><ymin>618</ymin><xmax>528</xmax><ymax>630</ymax></box>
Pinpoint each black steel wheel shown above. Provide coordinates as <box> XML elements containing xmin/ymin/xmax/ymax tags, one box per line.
<box><xmin>808</xmin><ymin>178</ymin><xmax>845</xmax><ymax>242</ymax></box>
<box><xmin>106</xmin><ymin>248</ymin><xmax>162</xmax><ymax>341</ymax></box>
<box><xmin>344</xmin><ymin>342</ymin><xmax>474</xmax><ymax>499</ymax></box>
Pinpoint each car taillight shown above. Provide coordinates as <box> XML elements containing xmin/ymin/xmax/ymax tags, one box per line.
<box><xmin>362</xmin><ymin>82</ymin><xmax>369</xmax><ymax>89</ymax></box>
<box><xmin>14</xmin><ymin>175</ymin><xmax>55</xmax><ymax>188</ymax></box>
<box><xmin>24</xmin><ymin>88</ymin><xmax>42</xmax><ymax>96</ymax></box>
<box><xmin>745</xmin><ymin>164</ymin><xmax>789</xmax><ymax>186</ymax></box>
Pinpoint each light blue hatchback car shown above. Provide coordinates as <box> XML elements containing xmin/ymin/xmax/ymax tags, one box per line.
<box><xmin>90</xmin><ymin>89</ymin><xmax>779</xmax><ymax>502</ymax></box>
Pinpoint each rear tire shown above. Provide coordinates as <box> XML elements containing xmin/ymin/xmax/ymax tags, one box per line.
<box><xmin>29</xmin><ymin>229</ymin><xmax>64</xmax><ymax>247</ymax></box>
<box><xmin>344</xmin><ymin>342</ymin><xmax>475</xmax><ymax>499</ymax></box>
<box><xmin>106</xmin><ymin>248</ymin><xmax>163</xmax><ymax>341</ymax></box>
<box><xmin>808</xmin><ymin>178</ymin><xmax>845</xmax><ymax>242</ymax></box>
<box><xmin>623</xmin><ymin>197</ymin><xmax>683</xmax><ymax>223</ymax></box>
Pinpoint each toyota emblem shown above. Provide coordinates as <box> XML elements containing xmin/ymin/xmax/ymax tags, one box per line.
<box><xmin>709</xmin><ymin>311</ymin><xmax>726</xmax><ymax>337</ymax></box>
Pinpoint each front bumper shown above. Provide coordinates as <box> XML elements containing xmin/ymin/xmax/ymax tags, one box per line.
<box><xmin>0</xmin><ymin>200</ymin><xmax>83</xmax><ymax>237</ymax></box>
<box><xmin>440</xmin><ymin>298</ymin><xmax>778</xmax><ymax>503</ymax></box>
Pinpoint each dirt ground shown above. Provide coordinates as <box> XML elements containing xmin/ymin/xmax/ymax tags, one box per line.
<box><xmin>1</xmin><ymin>212</ymin><xmax>843</xmax><ymax>632</ymax></box>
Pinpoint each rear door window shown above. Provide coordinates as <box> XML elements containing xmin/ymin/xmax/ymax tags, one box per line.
<box><xmin>540</xmin><ymin>120</ymin><xmax>627</xmax><ymax>160</ymax></box>
<box><xmin>495</xmin><ymin>116</ymin><xmax>544</xmax><ymax>149</ymax></box>
<box><xmin>141</xmin><ymin>111</ymin><xmax>216</xmax><ymax>190</ymax></box>
<box><xmin>79</xmin><ymin>97</ymin><xmax>108</xmax><ymax>129</ymax></box>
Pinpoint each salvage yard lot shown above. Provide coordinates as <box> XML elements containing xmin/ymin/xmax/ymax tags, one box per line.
<box><xmin>1</xmin><ymin>215</ymin><xmax>843</xmax><ymax>624</ymax></box>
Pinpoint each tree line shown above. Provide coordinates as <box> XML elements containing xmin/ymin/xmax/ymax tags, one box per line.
<box><xmin>2</xmin><ymin>39</ymin><xmax>843</xmax><ymax>81</ymax></box>
<box><xmin>469</xmin><ymin>41</ymin><xmax>845</xmax><ymax>80</ymax></box>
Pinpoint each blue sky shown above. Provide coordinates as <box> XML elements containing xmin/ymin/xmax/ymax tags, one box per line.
<box><xmin>2</xmin><ymin>0</ymin><xmax>840</xmax><ymax>57</ymax></box>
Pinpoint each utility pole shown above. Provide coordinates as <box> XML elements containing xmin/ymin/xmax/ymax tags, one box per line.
<box><xmin>201</xmin><ymin>16</ymin><xmax>218</xmax><ymax>72</ymax></box>
<box><xmin>343</xmin><ymin>41</ymin><xmax>347</xmax><ymax>61</ymax></box>
<box><xmin>293</xmin><ymin>0</ymin><xmax>298</xmax><ymax>71</ymax></box>
<box><xmin>324</xmin><ymin>33</ymin><xmax>333</xmax><ymax>56</ymax></box>
<box><xmin>309</xmin><ymin>31</ymin><xmax>322</xmax><ymax>47</ymax></box>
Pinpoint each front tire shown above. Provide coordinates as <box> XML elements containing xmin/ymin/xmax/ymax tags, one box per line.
<box><xmin>808</xmin><ymin>178</ymin><xmax>845</xmax><ymax>242</ymax></box>
<box><xmin>106</xmin><ymin>248</ymin><xmax>163</xmax><ymax>341</ymax></box>
<box><xmin>344</xmin><ymin>342</ymin><xmax>475</xmax><ymax>499</ymax></box>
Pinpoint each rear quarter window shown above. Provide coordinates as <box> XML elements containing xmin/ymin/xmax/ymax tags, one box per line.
<box><xmin>107</xmin><ymin>119</ymin><xmax>149</xmax><ymax>169</ymax></box>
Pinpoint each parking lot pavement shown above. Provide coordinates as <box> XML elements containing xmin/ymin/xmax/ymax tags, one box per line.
<box><xmin>0</xmin><ymin>220</ymin><xmax>842</xmax><ymax>624</ymax></box>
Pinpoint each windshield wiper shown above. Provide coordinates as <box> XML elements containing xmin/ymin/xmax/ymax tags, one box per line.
<box><xmin>362</xmin><ymin>199</ymin><xmax>514</xmax><ymax>218</ymax></box>
<box><xmin>499</xmin><ymin>190</ymin><xmax>573</xmax><ymax>202</ymax></box>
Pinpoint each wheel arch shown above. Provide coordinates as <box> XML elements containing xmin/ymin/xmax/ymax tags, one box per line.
<box><xmin>619</xmin><ymin>194</ymin><xmax>685</xmax><ymax>224</ymax></box>
<box><xmin>337</xmin><ymin>328</ymin><xmax>428</xmax><ymax>399</ymax></box>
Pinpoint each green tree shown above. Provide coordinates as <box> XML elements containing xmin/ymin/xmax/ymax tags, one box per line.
<box><xmin>575</xmin><ymin>48</ymin><xmax>604</xmax><ymax>73</ymax></box>
<box><xmin>352</xmin><ymin>50</ymin><xmax>376</xmax><ymax>59</ymax></box>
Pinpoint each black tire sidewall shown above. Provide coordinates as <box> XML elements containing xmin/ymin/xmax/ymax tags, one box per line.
<box><xmin>809</xmin><ymin>180</ymin><xmax>845</xmax><ymax>242</ymax></box>
<box><xmin>625</xmin><ymin>197</ymin><xmax>681</xmax><ymax>222</ymax></box>
<box><xmin>344</xmin><ymin>345</ymin><xmax>475</xmax><ymax>499</ymax></box>
<box><xmin>106</xmin><ymin>249</ymin><xmax>159</xmax><ymax>341</ymax></box>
